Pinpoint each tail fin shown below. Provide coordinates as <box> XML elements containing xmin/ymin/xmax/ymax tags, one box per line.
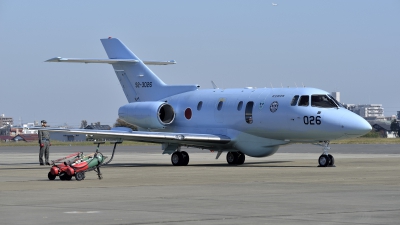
<box><xmin>101</xmin><ymin>38</ymin><xmax>198</xmax><ymax>102</ymax></box>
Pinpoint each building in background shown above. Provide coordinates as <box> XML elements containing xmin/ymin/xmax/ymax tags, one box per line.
<box><xmin>12</xmin><ymin>134</ymin><xmax>39</xmax><ymax>142</ymax></box>
<box><xmin>0</xmin><ymin>114</ymin><xmax>13</xmax><ymax>127</ymax></box>
<box><xmin>345</xmin><ymin>104</ymin><xmax>385</xmax><ymax>120</ymax></box>
<box><xmin>331</xmin><ymin>92</ymin><xmax>340</xmax><ymax>102</ymax></box>
<box><xmin>332</xmin><ymin>92</ymin><xmax>386</xmax><ymax>120</ymax></box>
<box><xmin>50</xmin><ymin>132</ymin><xmax>86</xmax><ymax>142</ymax></box>
<box><xmin>84</xmin><ymin>123</ymin><xmax>111</xmax><ymax>130</ymax></box>
<box><xmin>0</xmin><ymin>124</ymin><xmax>11</xmax><ymax>136</ymax></box>
<box><xmin>368</xmin><ymin>120</ymin><xmax>397</xmax><ymax>138</ymax></box>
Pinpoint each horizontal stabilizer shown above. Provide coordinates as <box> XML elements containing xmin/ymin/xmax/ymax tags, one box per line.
<box><xmin>46</xmin><ymin>57</ymin><xmax>176</xmax><ymax>65</ymax></box>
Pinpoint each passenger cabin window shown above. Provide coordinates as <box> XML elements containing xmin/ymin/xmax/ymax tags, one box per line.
<box><xmin>237</xmin><ymin>101</ymin><xmax>243</xmax><ymax>111</ymax></box>
<box><xmin>298</xmin><ymin>95</ymin><xmax>309</xmax><ymax>106</ymax></box>
<box><xmin>311</xmin><ymin>95</ymin><xmax>337</xmax><ymax>108</ymax></box>
<box><xmin>290</xmin><ymin>95</ymin><xmax>299</xmax><ymax>106</ymax></box>
<box><xmin>245</xmin><ymin>101</ymin><xmax>254</xmax><ymax>124</ymax></box>
<box><xmin>217</xmin><ymin>101</ymin><xmax>223</xmax><ymax>111</ymax></box>
<box><xmin>197</xmin><ymin>101</ymin><xmax>203</xmax><ymax>110</ymax></box>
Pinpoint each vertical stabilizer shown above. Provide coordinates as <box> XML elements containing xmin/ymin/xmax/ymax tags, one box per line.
<box><xmin>101</xmin><ymin>38</ymin><xmax>197</xmax><ymax>102</ymax></box>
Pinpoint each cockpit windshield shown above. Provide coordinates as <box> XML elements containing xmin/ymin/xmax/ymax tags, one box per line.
<box><xmin>311</xmin><ymin>95</ymin><xmax>338</xmax><ymax>108</ymax></box>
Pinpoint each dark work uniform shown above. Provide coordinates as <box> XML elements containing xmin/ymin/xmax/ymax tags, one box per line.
<box><xmin>38</xmin><ymin>130</ymin><xmax>50</xmax><ymax>164</ymax></box>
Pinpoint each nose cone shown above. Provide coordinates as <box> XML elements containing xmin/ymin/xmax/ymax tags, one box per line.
<box><xmin>342</xmin><ymin>111</ymin><xmax>372</xmax><ymax>137</ymax></box>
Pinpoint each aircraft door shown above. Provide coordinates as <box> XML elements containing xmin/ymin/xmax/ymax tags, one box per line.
<box><xmin>245</xmin><ymin>101</ymin><xmax>254</xmax><ymax>124</ymax></box>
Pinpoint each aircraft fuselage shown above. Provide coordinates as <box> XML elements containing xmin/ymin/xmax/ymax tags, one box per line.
<box><xmin>119</xmin><ymin>87</ymin><xmax>371</xmax><ymax>157</ymax></box>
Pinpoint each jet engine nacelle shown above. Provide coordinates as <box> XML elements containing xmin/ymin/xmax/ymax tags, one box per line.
<box><xmin>118</xmin><ymin>102</ymin><xmax>175</xmax><ymax>129</ymax></box>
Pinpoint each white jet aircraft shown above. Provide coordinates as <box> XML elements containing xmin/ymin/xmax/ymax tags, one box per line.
<box><xmin>45</xmin><ymin>37</ymin><xmax>371</xmax><ymax>167</ymax></box>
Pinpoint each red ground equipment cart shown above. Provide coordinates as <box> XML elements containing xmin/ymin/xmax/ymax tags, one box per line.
<box><xmin>47</xmin><ymin>141</ymin><xmax>121</xmax><ymax>181</ymax></box>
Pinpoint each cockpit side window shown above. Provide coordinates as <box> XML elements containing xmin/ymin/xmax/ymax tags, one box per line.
<box><xmin>328</xmin><ymin>95</ymin><xmax>342</xmax><ymax>107</ymax></box>
<box><xmin>311</xmin><ymin>95</ymin><xmax>337</xmax><ymax>108</ymax></box>
<box><xmin>298</xmin><ymin>95</ymin><xmax>309</xmax><ymax>106</ymax></box>
<box><xmin>290</xmin><ymin>95</ymin><xmax>299</xmax><ymax>106</ymax></box>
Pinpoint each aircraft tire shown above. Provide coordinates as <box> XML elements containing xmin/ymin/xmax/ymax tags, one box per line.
<box><xmin>171</xmin><ymin>152</ymin><xmax>183</xmax><ymax>166</ymax></box>
<box><xmin>65</xmin><ymin>175</ymin><xmax>72</xmax><ymax>181</ymax></box>
<box><xmin>237</xmin><ymin>152</ymin><xmax>245</xmax><ymax>165</ymax></box>
<box><xmin>48</xmin><ymin>172</ymin><xmax>56</xmax><ymax>180</ymax></box>
<box><xmin>328</xmin><ymin>154</ymin><xmax>335</xmax><ymax>166</ymax></box>
<box><xmin>75</xmin><ymin>172</ymin><xmax>85</xmax><ymax>181</ymax></box>
<box><xmin>59</xmin><ymin>173</ymin><xmax>66</xmax><ymax>180</ymax></box>
<box><xmin>181</xmin><ymin>151</ymin><xmax>189</xmax><ymax>166</ymax></box>
<box><xmin>226</xmin><ymin>152</ymin><xmax>238</xmax><ymax>165</ymax></box>
<box><xmin>318</xmin><ymin>154</ymin><xmax>329</xmax><ymax>167</ymax></box>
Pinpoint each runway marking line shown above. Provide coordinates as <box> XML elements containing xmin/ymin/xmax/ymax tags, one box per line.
<box><xmin>64</xmin><ymin>211</ymin><xmax>100</xmax><ymax>214</ymax></box>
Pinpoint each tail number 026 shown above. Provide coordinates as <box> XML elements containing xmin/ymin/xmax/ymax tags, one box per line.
<box><xmin>303</xmin><ymin>116</ymin><xmax>321</xmax><ymax>125</ymax></box>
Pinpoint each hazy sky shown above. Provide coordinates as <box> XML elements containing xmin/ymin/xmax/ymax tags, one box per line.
<box><xmin>1</xmin><ymin>1</ymin><xmax>399</xmax><ymax>127</ymax></box>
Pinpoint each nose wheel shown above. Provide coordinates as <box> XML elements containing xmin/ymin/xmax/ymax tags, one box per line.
<box><xmin>318</xmin><ymin>141</ymin><xmax>335</xmax><ymax>167</ymax></box>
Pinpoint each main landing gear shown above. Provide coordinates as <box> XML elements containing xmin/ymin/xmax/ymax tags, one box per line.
<box><xmin>171</xmin><ymin>151</ymin><xmax>189</xmax><ymax>166</ymax></box>
<box><xmin>226</xmin><ymin>151</ymin><xmax>245</xmax><ymax>165</ymax></box>
<box><xmin>318</xmin><ymin>141</ymin><xmax>335</xmax><ymax>167</ymax></box>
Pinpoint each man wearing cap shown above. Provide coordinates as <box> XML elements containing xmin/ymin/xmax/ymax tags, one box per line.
<box><xmin>38</xmin><ymin>120</ymin><xmax>51</xmax><ymax>165</ymax></box>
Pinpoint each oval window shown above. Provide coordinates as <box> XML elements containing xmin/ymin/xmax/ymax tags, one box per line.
<box><xmin>237</xmin><ymin>101</ymin><xmax>243</xmax><ymax>111</ymax></box>
<box><xmin>185</xmin><ymin>108</ymin><xmax>192</xmax><ymax>120</ymax></box>
<box><xmin>197</xmin><ymin>101</ymin><xmax>203</xmax><ymax>111</ymax></box>
<box><xmin>217</xmin><ymin>101</ymin><xmax>223</xmax><ymax>111</ymax></box>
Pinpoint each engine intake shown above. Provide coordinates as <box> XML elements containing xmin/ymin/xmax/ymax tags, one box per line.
<box><xmin>118</xmin><ymin>102</ymin><xmax>175</xmax><ymax>129</ymax></box>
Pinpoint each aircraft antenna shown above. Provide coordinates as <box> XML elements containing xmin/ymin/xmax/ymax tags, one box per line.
<box><xmin>270</xmin><ymin>83</ymin><xmax>273</xmax><ymax>89</ymax></box>
<box><xmin>295</xmin><ymin>82</ymin><xmax>298</xmax><ymax>88</ymax></box>
<box><xmin>211</xmin><ymin>81</ymin><xmax>219</xmax><ymax>89</ymax></box>
<box><xmin>302</xmin><ymin>82</ymin><xmax>305</xmax><ymax>88</ymax></box>
<box><xmin>281</xmin><ymin>83</ymin><xmax>283</xmax><ymax>88</ymax></box>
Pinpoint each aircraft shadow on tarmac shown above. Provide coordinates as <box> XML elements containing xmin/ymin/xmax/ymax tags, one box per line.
<box><xmin>0</xmin><ymin>161</ymin><xmax>317</xmax><ymax>170</ymax></box>
<box><xmin>0</xmin><ymin>165</ymin><xmax>50</xmax><ymax>170</ymax></box>
<box><xmin>106</xmin><ymin>161</ymin><xmax>315</xmax><ymax>168</ymax></box>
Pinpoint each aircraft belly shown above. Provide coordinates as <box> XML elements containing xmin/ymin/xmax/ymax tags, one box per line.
<box><xmin>229</xmin><ymin>130</ymin><xmax>288</xmax><ymax>157</ymax></box>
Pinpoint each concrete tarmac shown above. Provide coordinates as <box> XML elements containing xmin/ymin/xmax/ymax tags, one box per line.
<box><xmin>0</xmin><ymin>144</ymin><xmax>399</xmax><ymax>225</ymax></box>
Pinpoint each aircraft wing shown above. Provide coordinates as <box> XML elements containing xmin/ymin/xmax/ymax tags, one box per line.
<box><xmin>46</xmin><ymin>57</ymin><xmax>176</xmax><ymax>65</ymax></box>
<box><xmin>38</xmin><ymin>128</ymin><xmax>231</xmax><ymax>148</ymax></box>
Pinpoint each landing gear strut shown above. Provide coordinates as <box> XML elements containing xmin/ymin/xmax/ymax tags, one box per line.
<box><xmin>318</xmin><ymin>141</ymin><xmax>335</xmax><ymax>167</ymax></box>
<box><xmin>226</xmin><ymin>151</ymin><xmax>245</xmax><ymax>165</ymax></box>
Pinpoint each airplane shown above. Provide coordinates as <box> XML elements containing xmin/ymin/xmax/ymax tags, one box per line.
<box><xmin>44</xmin><ymin>37</ymin><xmax>372</xmax><ymax>167</ymax></box>
<box><xmin>272</xmin><ymin>3</ymin><xmax>278</xmax><ymax>6</ymax></box>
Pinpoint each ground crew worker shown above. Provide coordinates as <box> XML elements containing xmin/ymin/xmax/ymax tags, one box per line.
<box><xmin>38</xmin><ymin>120</ymin><xmax>50</xmax><ymax>165</ymax></box>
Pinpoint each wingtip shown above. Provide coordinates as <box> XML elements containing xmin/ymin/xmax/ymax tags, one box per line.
<box><xmin>45</xmin><ymin>57</ymin><xmax>61</xmax><ymax>62</ymax></box>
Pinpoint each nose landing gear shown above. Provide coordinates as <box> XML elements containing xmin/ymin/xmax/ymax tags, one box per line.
<box><xmin>317</xmin><ymin>141</ymin><xmax>335</xmax><ymax>167</ymax></box>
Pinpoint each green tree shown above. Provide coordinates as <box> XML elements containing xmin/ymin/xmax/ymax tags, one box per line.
<box><xmin>80</xmin><ymin>120</ymin><xmax>88</xmax><ymax>129</ymax></box>
<box><xmin>390</xmin><ymin>119</ymin><xmax>399</xmax><ymax>137</ymax></box>
<box><xmin>361</xmin><ymin>130</ymin><xmax>380</xmax><ymax>138</ymax></box>
<box><xmin>114</xmin><ymin>118</ymin><xmax>138</xmax><ymax>131</ymax></box>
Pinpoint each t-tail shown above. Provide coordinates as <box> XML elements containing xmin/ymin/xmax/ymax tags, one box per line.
<box><xmin>46</xmin><ymin>37</ymin><xmax>199</xmax><ymax>102</ymax></box>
